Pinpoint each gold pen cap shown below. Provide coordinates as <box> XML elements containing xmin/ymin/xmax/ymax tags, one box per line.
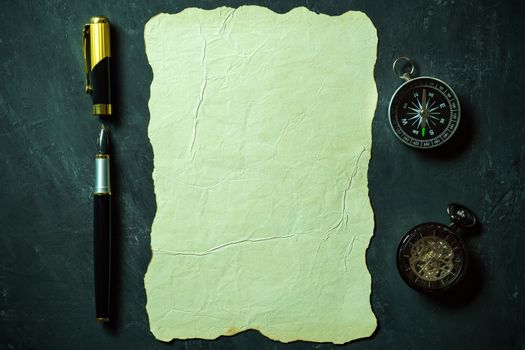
<box><xmin>83</xmin><ymin>16</ymin><xmax>112</xmax><ymax>116</ymax></box>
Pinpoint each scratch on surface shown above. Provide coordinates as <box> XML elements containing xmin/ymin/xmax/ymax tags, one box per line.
<box><xmin>153</xmin><ymin>234</ymin><xmax>302</xmax><ymax>257</ymax></box>
<box><xmin>488</xmin><ymin>188</ymin><xmax>514</xmax><ymax>219</ymax></box>
<box><xmin>219</xmin><ymin>8</ymin><xmax>237</xmax><ymax>36</ymax></box>
<box><xmin>316</xmin><ymin>148</ymin><xmax>367</xmax><ymax>254</ymax></box>
<box><xmin>343</xmin><ymin>236</ymin><xmax>357</xmax><ymax>272</ymax></box>
<box><xmin>190</xmin><ymin>27</ymin><xmax>208</xmax><ymax>161</ymax></box>
<box><xmin>0</xmin><ymin>117</ymin><xmax>56</xmax><ymax>137</ymax></box>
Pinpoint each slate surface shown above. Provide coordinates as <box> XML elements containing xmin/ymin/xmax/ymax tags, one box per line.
<box><xmin>1</xmin><ymin>0</ymin><xmax>524</xmax><ymax>349</ymax></box>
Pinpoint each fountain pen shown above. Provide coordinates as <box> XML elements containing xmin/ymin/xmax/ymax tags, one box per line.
<box><xmin>93</xmin><ymin>125</ymin><xmax>111</xmax><ymax>322</ymax></box>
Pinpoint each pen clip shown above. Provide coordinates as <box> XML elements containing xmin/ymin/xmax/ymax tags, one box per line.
<box><xmin>82</xmin><ymin>24</ymin><xmax>93</xmax><ymax>94</ymax></box>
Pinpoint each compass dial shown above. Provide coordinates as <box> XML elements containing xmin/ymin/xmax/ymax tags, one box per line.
<box><xmin>389</xmin><ymin>77</ymin><xmax>460</xmax><ymax>149</ymax></box>
<box><xmin>397</xmin><ymin>223</ymin><xmax>467</xmax><ymax>293</ymax></box>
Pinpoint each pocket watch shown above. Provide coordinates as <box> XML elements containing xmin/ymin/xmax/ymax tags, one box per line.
<box><xmin>388</xmin><ymin>57</ymin><xmax>461</xmax><ymax>149</ymax></box>
<box><xmin>396</xmin><ymin>203</ymin><xmax>477</xmax><ymax>294</ymax></box>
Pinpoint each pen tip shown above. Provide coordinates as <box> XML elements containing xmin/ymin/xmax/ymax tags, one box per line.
<box><xmin>97</xmin><ymin>125</ymin><xmax>110</xmax><ymax>154</ymax></box>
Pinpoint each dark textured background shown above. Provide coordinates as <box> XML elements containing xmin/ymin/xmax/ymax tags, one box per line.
<box><xmin>1</xmin><ymin>0</ymin><xmax>524</xmax><ymax>349</ymax></box>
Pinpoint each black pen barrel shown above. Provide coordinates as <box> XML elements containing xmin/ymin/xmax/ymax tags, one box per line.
<box><xmin>94</xmin><ymin>127</ymin><xmax>111</xmax><ymax>322</ymax></box>
<box><xmin>93</xmin><ymin>193</ymin><xmax>111</xmax><ymax>321</ymax></box>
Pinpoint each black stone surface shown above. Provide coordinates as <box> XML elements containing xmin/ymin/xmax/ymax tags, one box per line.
<box><xmin>1</xmin><ymin>0</ymin><xmax>524</xmax><ymax>349</ymax></box>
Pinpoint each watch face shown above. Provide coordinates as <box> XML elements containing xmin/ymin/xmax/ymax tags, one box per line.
<box><xmin>397</xmin><ymin>223</ymin><xmax>467</xmax><ymax>293</ymax></box>
<box><xmin>389</xmin><ymin>76</ymin><xmax>460</xmax><ymax>149</ymax></box>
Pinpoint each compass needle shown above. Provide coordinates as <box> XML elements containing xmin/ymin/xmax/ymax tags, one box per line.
<box><xmin>421</xmin><ymin>89</ymin><xmax>428</xmax><ymax>136</ymax></box>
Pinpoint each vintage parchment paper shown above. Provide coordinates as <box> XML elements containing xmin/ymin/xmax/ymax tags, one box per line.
<box><xmin>144</xmin><ymin>6</ymin><xmax>378</xmax><ymax>344</ymax></box>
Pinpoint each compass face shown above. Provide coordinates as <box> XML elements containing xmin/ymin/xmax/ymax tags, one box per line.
<box><xmin>397</xmin><ymin>223</ymin><xmax>467</xmax><ymax>293</ymax></box>
<box><xmin>389</xmin><ymin>76</ymin><xmax>460</xmax><ymax>149</ymax></box>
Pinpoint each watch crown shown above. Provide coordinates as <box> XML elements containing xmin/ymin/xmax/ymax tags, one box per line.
<box><xmin>447</xmin><ymin>203</ymin><xmax>477</xmax><ymax>229</ymax></box>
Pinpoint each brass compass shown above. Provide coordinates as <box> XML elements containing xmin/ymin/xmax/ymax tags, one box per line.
<box><xmin>397</xmin><ymin>204</ymin><xmax>477</xmax><ymax>294</ymax></box>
